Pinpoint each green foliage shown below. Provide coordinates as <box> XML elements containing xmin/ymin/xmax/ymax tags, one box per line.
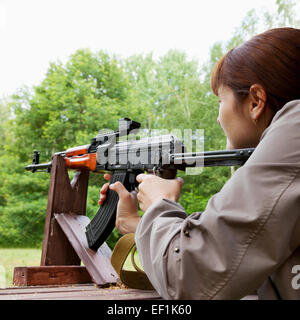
<box><xmin>8</xmin><ymin>49</ymin><xmax>133</xmax><ymax>162</ymax></box>
<box><xmin>0</xmin><ymin>166</ymin><xmax>49</xmax><ymax>247</ymax></box>
<box><xmin>264</xmin><ymin>0</ymin><xmax>300</xmax><ymax>28</ymax></box>
<box><xmin>0</xmin><ymin>100</ymin><xmax>11</xmax><ymax>153</ymax></box>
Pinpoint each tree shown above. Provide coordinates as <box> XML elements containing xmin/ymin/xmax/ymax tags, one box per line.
<box><xmin>0</xmin><ymin>99</ymin><xmax>10</xmax><ymax>153</ymax></box>
<box><xmin>124</xmin><ymin>49</ymin><xmax>230</xmax><ymax>215</ymax></box>
<box><xmin>8</xmin><ymin>49</ymin><xmax>134</xmax><ymax>161</ymax></box>
<box><xmin>0</xmin><ymin>49</ymin><xmax>136</xmax><ymax>247</ymax></box>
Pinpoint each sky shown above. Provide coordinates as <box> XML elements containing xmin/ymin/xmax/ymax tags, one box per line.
<box><xmin>0</xmin><ymin>0</ymin><xmax>288</xmax><ymax>99</ymax></box>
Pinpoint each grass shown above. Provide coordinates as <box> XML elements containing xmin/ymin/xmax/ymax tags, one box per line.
<box><xmin>0</xmin><ymin>248</ymin><xmax>142</xmax><ymax>288</ymax></box>
<box><xmin>0</xmin><ymin>248</ymin><xmax>42</xmax><ymax>288</ymax></box>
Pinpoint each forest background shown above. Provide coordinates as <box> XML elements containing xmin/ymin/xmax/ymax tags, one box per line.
<box><xmin>0</xmin><ymin>0</ymin><xmax>299</xmax><ymax>249</ymax></box>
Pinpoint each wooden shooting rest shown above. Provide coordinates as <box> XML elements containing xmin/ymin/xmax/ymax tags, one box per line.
<box><xmin>13</xmin><ymin>155</ymin><xmax>118</xmax><ymax>287</ymax></box>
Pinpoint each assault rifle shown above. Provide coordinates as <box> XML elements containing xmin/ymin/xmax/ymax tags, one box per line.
<box><xmin>26</xmin><ymin>118</ymin><xmax>255</xmax><ymax>250</ymax></box>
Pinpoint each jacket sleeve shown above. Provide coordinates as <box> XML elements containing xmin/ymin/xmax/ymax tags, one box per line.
<box><xmin>135</xmin><ymin>100</ymin><xmax>300</xmax><ymax>300</ymax></box>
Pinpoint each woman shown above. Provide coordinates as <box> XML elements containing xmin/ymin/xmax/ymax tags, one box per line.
<box><xmin>99</xmin><ymin>27</ymin><xmax>300</xmax><ymax>299</ymax></box>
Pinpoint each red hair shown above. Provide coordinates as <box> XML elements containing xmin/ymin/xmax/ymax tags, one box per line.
<box><xmin>211</xmin><ymin>27</ymin><xmax>300</xmax><ymax>111</ymax></box>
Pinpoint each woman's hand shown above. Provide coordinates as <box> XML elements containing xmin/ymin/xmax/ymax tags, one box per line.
<box><xmin>99</xmin><ymin>174</ymin><xmax>140</xmax><ymax>234</ymax></box>
<box><xmin>136</xmin><ymin>174</ymin><xmax>184</xmax><ymax>213</ymax></box>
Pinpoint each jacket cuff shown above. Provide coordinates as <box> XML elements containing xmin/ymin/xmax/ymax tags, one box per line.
<box><xmin>136</xmin><ymin>199</ymin><xmax>187</xmax><ymax>236</ymax></box>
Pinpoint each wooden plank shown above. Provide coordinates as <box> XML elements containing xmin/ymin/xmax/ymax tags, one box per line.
<box><xmin>55</xmin><ymin>213</ymin><xmax>118</xmax><ymax>285</ymax></box>
<box><xmin>41</xmin><ymin>156</ymin><xmax>89</xmax><ymax>266</ymax></box>
<box><xmin>0</xmin><ymin>285</ymin><xmax>257</xmax><ymax>300</ymax></box>
<box><xmin>33</xmin><ymin>289</ymin><xmax>161</xmax><ymax>300</ymax></box>
<box><xmin>0</xmin><ymin>285</ymin><xmax>161</xmax><ymax>300</ymax></box>
<box><xmin>13</xmin><ymin>266</ymin><xmax>92</xmax><ymax>286</ymax></box>
<box><xmin>0</xmin><ymin>284</ymin><xmax>96</xmax><ymax>295</ymax></box>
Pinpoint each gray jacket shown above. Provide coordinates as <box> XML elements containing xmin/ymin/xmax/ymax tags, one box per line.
<box><xmin>135</xmin><ymin>100</ymin><xmax>300</xmax><ymax>300</ymax></box>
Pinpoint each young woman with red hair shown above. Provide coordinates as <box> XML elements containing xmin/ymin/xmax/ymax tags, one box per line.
<box><xmin>100</xmin><ymin>28</ymin><xmax>300</xmax><ymax>299</ymax></box>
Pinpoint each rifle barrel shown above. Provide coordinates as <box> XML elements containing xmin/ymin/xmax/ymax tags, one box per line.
<box><xmin>170</xmin><ymin>148</ymin><xmax>255</xmax><ymax>167</ymax></box>
<box><xmin>25</xmin><ymin>161</ymin><xmax>52</xmax><ymax>173</ymax></box>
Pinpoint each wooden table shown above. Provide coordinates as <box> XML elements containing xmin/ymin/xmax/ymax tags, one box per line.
<box><xmin>0</xmin><ymin>284</ymin><xmax>258</xmax><ymax>300</ymax></box>
<box><xmin>0</xmin><ymin>284</ymin><xmax>162</xmax><ymax>300</ymax></box>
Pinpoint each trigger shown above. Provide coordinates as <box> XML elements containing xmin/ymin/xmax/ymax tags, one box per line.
<box><xmin>128</xmin><ymin>172</ymin><xmax>138</xmax><ymax>191</ymax></box>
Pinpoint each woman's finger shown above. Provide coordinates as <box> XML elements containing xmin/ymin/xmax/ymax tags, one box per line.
<box><xmin>109</xmin><ymin>181</ymin><xmax>130</xmax><ymax>200</ymax></box>
<box><xmin>98</xmin><ymin>182</ymin><xmax>109</xmax><ymax>206</ymax></box>
<box><xmin>100</xmin><ymin>182</ymin><xmax>109</xmax><ymax>195</ymax></box>
<box><xmin>98</xmin><ymin>194</ymin><xmax>106</xmax><ymax>205</ymax></box>
<box><xmin>104</xmin><ymin>173</ymin><xmax>111</xmax><ymax>181</ymax></box>
<box><xmin>136</xmin><ymin>173</ymin><xmax>148</xmax><ymax>183</ymax></box>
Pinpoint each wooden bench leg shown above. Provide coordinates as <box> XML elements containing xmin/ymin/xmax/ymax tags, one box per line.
<box><xmin>41</xmin><ymin>155</ymin><xmax>89</xmax><ymax>266</ymax></box>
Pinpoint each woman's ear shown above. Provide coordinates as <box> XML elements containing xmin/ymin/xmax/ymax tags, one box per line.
<box><xmin>248</xmin><ymin>84</ymin><xmax>267</xmax><ymax>122</ymax></box>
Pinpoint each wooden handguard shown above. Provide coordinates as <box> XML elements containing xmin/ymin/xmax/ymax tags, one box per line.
<box><xmin>64</xmin><ymin>153</ymin><xmax>97</xmax><ymax>172</ymax></box>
